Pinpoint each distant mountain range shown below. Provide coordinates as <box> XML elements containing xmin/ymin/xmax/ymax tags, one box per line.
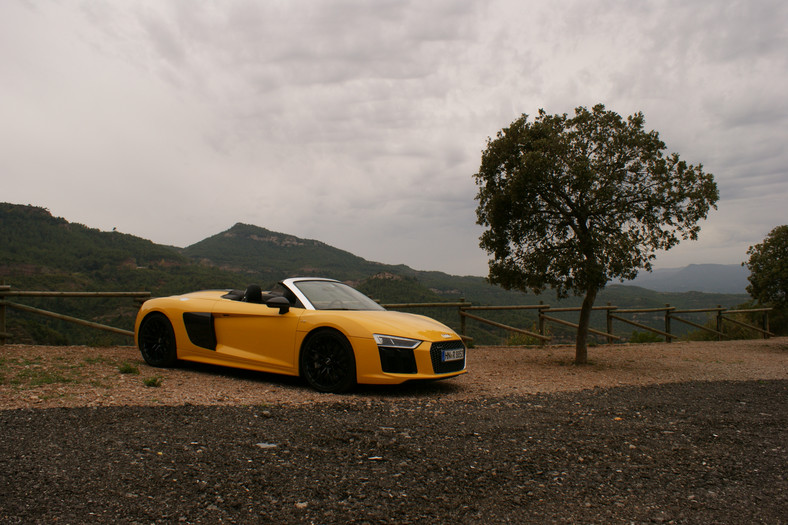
<box><xmin>622</xmin><ymin>264</ymin><xmax>749</xmax><ymax>294</ymax></box>
<box><xmin>0</xmin><ymin>202</ymin><xmax>752</xmax><ymax>345</ymax></box>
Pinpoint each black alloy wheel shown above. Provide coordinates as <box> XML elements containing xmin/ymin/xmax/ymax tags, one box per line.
<box><xmin>300</xmin><ymin>329</ymin><xmax>356</xmax><ymax>393</ymax></box>
<box><xmin>138</xmin><ymin>313</ymin><xmax>178</xmax><ymax>367</ymax></box>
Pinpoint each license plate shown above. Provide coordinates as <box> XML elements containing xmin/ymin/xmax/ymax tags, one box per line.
<box><xmin>442</xmin><ymin>348</ymin><xmax>464</xmax><ymax>362</ymax></box>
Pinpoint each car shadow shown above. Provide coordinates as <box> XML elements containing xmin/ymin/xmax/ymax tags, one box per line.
<box><xmin>175</xmin><ymin>359</ymin><xmax>304</xmax><ymax>388</ymax></box>
<box><xmin>174</xmin><ymin>359</ymin><xmax>466</xmax><ymax>400</ymax></box>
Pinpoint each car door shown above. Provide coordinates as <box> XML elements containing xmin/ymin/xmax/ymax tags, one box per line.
<box><xmin>211</xmin><ymin>300</ymin><xmax>302</xmax><ymax>372</ymax></box>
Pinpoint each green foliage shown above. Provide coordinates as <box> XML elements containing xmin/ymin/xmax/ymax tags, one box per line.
<box><xmin>681</xmin><ymin>304</ymin><xmax>775</xmax><ymax>341</ymax></box>
<box><xmin>629</xmin><ymin>330</ymin><xmax>663</xmax><ymax>344</ymax></box>
<box><xmin>744</xmin><ymin>225</ymin><xmax>788</xmax><ymax>308</ymax></box>
<box><xmin>681</xmin><ymin>326</ymin><xmax>717</xmax><ymax>341</ymax></box>
<box><xmin>768</xmin><ymin>309</ymin><xmax>788</xmax><ymax>336</ymax></box>
<box><xmin>0</xmin><ymin>203</ymin><xmax>187</xmax><ymax>272</ymax></box>
<box><xmin>506</xmin><ymin>322</ymin><xmax>550</xmax><ymax>346</ymax></box>
<box><xmin>724</xmin><ymin>302</ymin><xmax>785</xmax><ymax>338</ymax></box>
<box><xmin>743</xmin><ymin>226</ymin><xmax>788</xmax><ymax>335</ymax></box>
<box><xmin>357</xmin><ymin>273</ymin><xmax>444</xmax><ymax>304</ymax></box>
<box><xmin>474</xmin><ymin>104</ymin><xmax>719</xmax><ymax>297</ymax></box>
<box><xmin>473</xmin><ymin>104</ymin><xmax>719</xmax><ymax>362</ymax></box>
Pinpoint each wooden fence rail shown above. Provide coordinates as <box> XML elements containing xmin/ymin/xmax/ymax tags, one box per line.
<box><xmin>386</xmin><ymin>299</ymin><xmax>773</xmax><ymax>345</ymax></box>
<box><xmin>0</xmin><ymin>285</ymin><xmax>151</xmax><ymax>345</ymax></box>
<box><xmin>0</xmin><ymin>284</ymin><xmax>774</xmax><ymax>346</ymax></box>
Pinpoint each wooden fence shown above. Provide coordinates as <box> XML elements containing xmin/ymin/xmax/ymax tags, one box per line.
<box><xmin>0</xmin><ymin>285</ymin><xmax>150</xmax><ymax>345</ymax></box>
<box><xmin>0</xmin><ymin>284</ymin><xmax>774</xmax><ymax>346</ymax></box>
<box><xmin>383</xmin><ymin>301</ymin><xmax>774</xmax><ymax>344</ymax></box>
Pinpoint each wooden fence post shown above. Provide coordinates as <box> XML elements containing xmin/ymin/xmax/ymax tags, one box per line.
<box><xmin>665</xmin><ymin>304</ymin><xmax>672</xmax><ymax>343</ymax></box>
<box><xmin>459</xmin><ymin>298</ymin><xmax>467</xmax><ymax>340</ymax></box>
<box><xmin>763</xmin><ymin>310</ymin><xmax>770</xmax><ymax>339</ymax></box>
<box><xmin>538</xmin><ymin>301</ymin><xmax>547</xmax><ymax>346</ymax></box>
<box><xmin>0</xmin><ymin>281</ymin><xmax>9</xmax><ymax>346</ymax></box>
<box><xmin>606</xmin><ymin>302</ymin><xmax>615</xmax><ymax>344</ymax></box>
<box><xmin>716</xmin><ymin>305</ymin><xmax>723</xmax><ymax>341</ymax></box>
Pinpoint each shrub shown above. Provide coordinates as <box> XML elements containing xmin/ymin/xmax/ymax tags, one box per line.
<box><xmin>629</xmin><ymin>330</ymin><xmax>663</xmax><ymax>344</ymax></box>
<box><xmin>506</xmin><ymin>322</ymin><xmax>549</xmax><ymax>346</ymax></box>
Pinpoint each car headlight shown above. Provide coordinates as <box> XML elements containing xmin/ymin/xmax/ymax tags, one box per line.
<box><xmin>373</xmin><ymin>334</ymin><xmax>421</xmax><ymax>349</ymax></box>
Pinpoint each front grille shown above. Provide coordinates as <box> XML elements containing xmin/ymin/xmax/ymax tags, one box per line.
<box><xmin>430</xmin><ymin>341</ymin><xmax>466</xmax><ymax>374</ymax></box>
<box><xmin>378</xmin><ymin>347</ymin><xmax>417</xmax><ymax>374</ymax></box>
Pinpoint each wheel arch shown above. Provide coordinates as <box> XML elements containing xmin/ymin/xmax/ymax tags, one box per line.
<box><xmin>297</xmin><ymin>326</ymin><xmax>353</xmax><ymax>377</ymax></box>
<box><xmin>135</xmin><ymin>308</ymin><xmax>174</xmax><ymax>346</ymax></box>
<box><xmin>297</xmin><ymin>326</ymin><xmax>358</xmax><ymax>393</ymax></box>
<box><xmin>136</xmin><ymin>310</ymin><xmax>179</xmax><ymax>367</ymax></box>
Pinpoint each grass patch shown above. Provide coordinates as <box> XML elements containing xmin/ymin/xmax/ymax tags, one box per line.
<box><xmin>12</xmin><ymin>368</ymin><xmax>80</xmax><ymax>387</ymax></box>
<box><xmin>118</xmin><ymin>362</ymin><xmax>140</xmax><ymax>375</ymax></box>
<box><xmin>143</xmin><ymin>376</ymin><xmax>162</xmax><ymax>388</ymax></box>
<box><xmin>0</xmin><ymin>354</ymin><xmax>113</xmax><ymax>389</ymax></box>
<box><xmin>3</xmin><ymin>355</ymin><xmax>85</xmax><ymax>388</ymax></box>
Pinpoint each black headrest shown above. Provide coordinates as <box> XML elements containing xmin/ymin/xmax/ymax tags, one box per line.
<box><xmin>243</xmin><ymin>285</ymin><xmax>263</xmax><ymax>304</ymax></box>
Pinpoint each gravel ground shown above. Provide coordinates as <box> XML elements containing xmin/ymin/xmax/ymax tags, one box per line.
<box><xmin>1</xmin><ymin>340</ymin><xmax>787</xmax><ymax>524</ymax></box>
<box><xmin>2</xmin><ymin>338</ymin><xmax>787</xmax><ymax>409</ymax></box>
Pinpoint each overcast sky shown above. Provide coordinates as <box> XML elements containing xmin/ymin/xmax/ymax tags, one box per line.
<box><xmin>2</xmin><ymin>1</ymin><xmax>786</xmax><ymax>277</ymax></box>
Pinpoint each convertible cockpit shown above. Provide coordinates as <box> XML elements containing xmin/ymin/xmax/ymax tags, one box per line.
<box><xmin>222</xmin><ymin>284</ymin><xmax>301</xmax><ymax>307</ymax></box>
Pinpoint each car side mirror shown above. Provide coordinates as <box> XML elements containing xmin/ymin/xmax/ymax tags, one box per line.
<box><xmin>266</xmin><ymin>296</ymin><xmax>290</xmax><ymax>314</ymax></box>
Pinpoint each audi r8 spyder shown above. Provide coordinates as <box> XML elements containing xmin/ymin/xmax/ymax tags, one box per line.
<box><xmin>134</xmin><ymin>277</ymin><xmax>466</xmax><ymax>393</ymax></box>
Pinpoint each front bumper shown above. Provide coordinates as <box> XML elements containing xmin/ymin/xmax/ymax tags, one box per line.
<box><xmin>352</xmin><ymin>337</ymin><xmax>467</xmax><ymax>385</ymax></box>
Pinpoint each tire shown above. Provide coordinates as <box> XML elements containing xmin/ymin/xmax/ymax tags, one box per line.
<box><xmin>138</xmin><ymin>312</ymin><xmax>178</xmax><ymax>367</ymax></box>
<box><xmin>299</xmin><ymin>329</ymin><xmax>356</xmax><ymax>393</ymax></box>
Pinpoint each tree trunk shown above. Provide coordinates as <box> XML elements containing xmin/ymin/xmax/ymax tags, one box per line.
<box><xmin>575</xmin><ymin>287</ymin><xmax>598</xmax><ymax>365</ymax></box>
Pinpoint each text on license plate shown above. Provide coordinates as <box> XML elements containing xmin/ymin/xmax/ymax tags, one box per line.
<box><xmin>442</xmin><ymin>348</ymin><xmax>464</xmax><ymax>362</ymax></box>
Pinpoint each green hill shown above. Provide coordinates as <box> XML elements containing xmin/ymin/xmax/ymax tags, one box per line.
<box><xmin>182</xmin><ymin>222</ymin><xmax>391</xmax><ymax>284</ymax></box>
<box><xmin>1</xmin><ymin>202</ymin><xmax>752</xmax><ymax>345</ymax></box>
<box><xmin>0</xmin><ymin>203</ymin><xmax>185</xmax><ymax>274</ymax></box>
<box><xmin>1</xmin><ymin>204</ymin><xmax>248</xmax><ymax>344</ymax></box>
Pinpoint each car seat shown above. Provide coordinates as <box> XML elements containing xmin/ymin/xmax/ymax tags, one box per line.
<box><xmin>242</xmin><ymin>285</ymin><xmax>263</xmax><ymax>304</ymax></box>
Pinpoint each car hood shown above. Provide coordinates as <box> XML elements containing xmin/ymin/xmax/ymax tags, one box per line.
<box><xmin>337</xmin><ymin>310</ymin><xmax>459</xmax><ymax>341</ymax></box>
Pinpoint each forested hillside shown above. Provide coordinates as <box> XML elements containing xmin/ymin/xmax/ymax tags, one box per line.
<box><xmin>182</xmin><ymin>222</ymin><xmax>392</xmax><ymax>283</ymax></box>
<box><xmin>1</xmin><ymin>203</ymin><xmax>751</xmax><ymax>345</ymax></box>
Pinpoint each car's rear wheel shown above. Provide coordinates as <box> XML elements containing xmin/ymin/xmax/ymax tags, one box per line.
<box><xmin>138</xmin><ymin>313</ymin><xmax>178</xmax><ymax>367</ymax></box>
<box><xmin>300</xmin><ymin>329</ymin><xmax>356</xmax><ymax>393</ymax></box>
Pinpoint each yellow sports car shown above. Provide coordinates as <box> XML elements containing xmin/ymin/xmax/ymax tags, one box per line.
<box><xmin>134</xmin><ymin>277</ymin><xmax>466</xmax><ymax>392</ymax></box>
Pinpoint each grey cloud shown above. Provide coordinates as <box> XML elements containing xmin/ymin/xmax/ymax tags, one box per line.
<box><xmin>3</xmin><ymin>0</ymin><xmax>786</xmax><ymax>276</ymax></box>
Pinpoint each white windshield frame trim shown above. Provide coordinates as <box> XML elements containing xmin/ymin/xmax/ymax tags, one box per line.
<box><xmin>280</xmin><ymin>277</ymin><xmax>338</xmax><ymax>311</ymax></box>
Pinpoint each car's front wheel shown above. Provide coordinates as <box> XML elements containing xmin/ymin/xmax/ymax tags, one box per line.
<box><xmin>138</xmin><ymin>312</ymin><xmax>178</xmax><ymax>367</ymax></box>
<box><xmin>300</xmin><ymin>329</ymin><xmax>356</xmax><ymax>393</ymax></box>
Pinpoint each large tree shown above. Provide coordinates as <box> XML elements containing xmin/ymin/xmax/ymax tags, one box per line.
<box><xmin>744</xmin><ymin>225</ymin><xmax>788</xmax><ymax>308</ymax></box>
<box><xmin>474</xmin><ymin>104</ymin><xmax>719</xmax><ymax>364</ymax></box>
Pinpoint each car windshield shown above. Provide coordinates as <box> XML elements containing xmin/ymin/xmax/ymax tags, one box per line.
<box><xmin>293</xmin><ymin>280</ymin><xmax>385</xmax><ymax>311</ymax></box>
